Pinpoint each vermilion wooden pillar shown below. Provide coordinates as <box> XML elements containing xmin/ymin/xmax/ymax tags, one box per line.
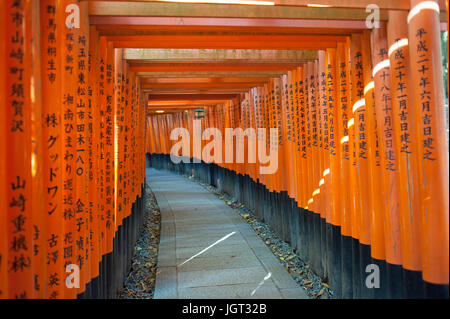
<box><xmin>348</xmin><ymin>37</ymin><xmax>361</xmax><ymax>244</ymax></box>
<box><xmin>60</xmin><ymin>0</ymin><xmax>79</xmax><ymax>299</ymax></box>
<box><xmin>387</xmin><ymin>10</ymin><xmax>424</xmax><ymax>296</ymax></box>
<box><xmin>350</xmin><ymin>34</ymin><xmax>371</xmax><ymax>249</ymax></box>
<box><xmin>98</xmin><ymin>35</ymin><xmax>108</xmax><ymax>283</ymax></box>
<box><xmin>304</xmin><ymin>62</ymin><xmax>314</xmax><ymax>211</ymax></box>
<box><xmin>75</xmin><ymin>1</ymin><xmax>90</xmax><ymax>294</ymax></box>
<box><xmin>296</xmin><ymin>66</ymin><xmax>308</xmax><ymax>209</ymax></box>
<box><xmin>29</xmin><ymin>0</ymin><xmax>46</xmax><ymax>299</ymax></box>
<box><xmin>114</xmin><ymin>48</ymin><xmax>124</xmax><ymax>231</ymax></box>
<box><xmin>372</xmin><ymin>24</ymin><xmax>405</xmax><ymax>298</ymax></box>
<box><xmin>318</xmin><ymin>51</ymin><xmax>330</xmax><ymax>224</ymax></box>
<box><xmin>281</xmin><ymin>74</ymin><xmax>293</xmax><ymax>198</ymax></box>
<box><xmin>290</xmin><ymin>69</ymin><xmax>301</xmax><ymax>204</ymax></box>
<box><xmin>336</xmin><ymin>42</ymin><xmax>352</xmax><ymax>239</ymax></box>
<box><xmin>325</xmin><ymin>47</ymin><xmax>342</xmax><ymax>298</ymax></box>
<box><xmin>41</xmin><ymin>0</ymin><xmax>64</xmax><ymax>299</ymax></box>
<box><xmin>361</xmin><ymin>30</ymin><xmax>386</xmax><ymax>272</ymax></box>
<box><xmin>337</xmin><ymin>40</ymin><xmax>353</xmax><ymax>299</ymax></box>
<box><xmin>5</xmin><ymin>0</ymin><xmax>34</xmax><ymax>299</ymax></box>
<box><xmin>88</xmin><ymin>25</ymin><xmax>101</xmax><ymax>285</ymax></box>
<box><xmin>0</xmin><ymin>0</ymin><xmax>8</xmax><ymax>300</ymax></box>
<box><xmin>325</xmin><ymin>48</ymin><xmax>341</xmax><ymax>230</ymax></box>
<box><xmin>105</xmin><ymin>40</ymin><xmax>115</xmax><ymax>260</ymax></box>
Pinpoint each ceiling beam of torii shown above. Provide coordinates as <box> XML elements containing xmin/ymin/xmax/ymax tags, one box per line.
<box><xmin>135</xmin><ymin>71</ymin><xmax>288</xmax><ymax>78</ymax></box>
<box><xmin>85</xmin><ymin>0</ymin><xmax>447</xmax><ymax>11</ymax></box>
<box><xmin>124</xmin><ymin>49</ymin><xmax>317</xmax><ymax>61</ymax></box>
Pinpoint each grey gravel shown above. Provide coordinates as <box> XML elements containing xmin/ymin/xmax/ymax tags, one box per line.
<box><xmin>118</xmin><ymin>184</ymin><xmax>161</xmax><ymax>299</ymax></box>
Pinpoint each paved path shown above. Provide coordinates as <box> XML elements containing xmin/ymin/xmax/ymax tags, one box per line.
<box><xmin>148</xmin><ymin>168</ymin><xmax>308</xmax><ymax>299</ymax></box>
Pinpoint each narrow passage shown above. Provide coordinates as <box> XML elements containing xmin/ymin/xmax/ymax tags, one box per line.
<box><xmin>147</xmin><ymin>168</ymin><xmax>308</xmax><ymax>299</ymax></box>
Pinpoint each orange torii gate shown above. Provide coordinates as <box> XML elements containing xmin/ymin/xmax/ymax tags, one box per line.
<box><xmin>145</xmin><ymin>0</ymin><xmax>448</xmax><ymax>299</ymax></box>
<box><xmin>1</xmin><ymin>0</ymin><xmax>147</xmax><ymax>299</ymax></box>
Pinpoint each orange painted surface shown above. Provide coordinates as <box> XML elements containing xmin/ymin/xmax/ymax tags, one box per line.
<box><xmin>350</xmin><ymin>34</ymin><xmax>371</xmax><ymax>245</ymax></box>
<box><xmin>41</xmin><ymin>0</ymin><xmax>63</xmax><ymax>299</ymax></box>
<box><xmin>89</xmin><ymin>26</ymin><xmax>101</xmax><ymax>280</ymax></box>
<box><xmin>0</xmin><ymin>0</ymin><xmax>449</xmax><ymax>298</ymax></box>
<box><xmin>0</xmin><ymin>0</ymin><xmax>8</xmax><ymax>299</ymax></box>
<box><xmin>318</xmin><ymin>51</ymin><xmax>330</xmax><ymax>222</ymax></box>
<box><xmin>387</xmin><ymin>10</ymin><xmax>423</xmax><ymax>272</ymax></box>
<box><xmin>105</xmin><ymin>40</ymin><xmax>116</xmax><ymax>255</ymax></box>
<box><xmin>325</xmin><ymin>49</ymin><xmax>341</xmax><ymax>227</ymax></box>
<box><xmin>280</xmin><ymin>75</ymin><xmax>292</xmax><ymax>196</ymax></box>
<box><xmin>348</xmin><ymin>35</ymin><xmax>361</xmax><ymax>241</ymax></box>
<box><xmin>304</xmin><ymin>62</ymin><xmax>314</xmax><ymax>211</ymax></box>
<box><xmin>372</xmin><ymin>25</ymin><xmax>403</xmax><ymax>266</ymax></box>
<box><xmin>408</xmin><ymin>0</ymin><xmax>449</xmax><ymax>284</ymax></box>
<box><xmin>337</xmin><ymin>42</ymin><xmax>352</xmax><ymax>237</ymax></box>
<box><xmin>30</xmin><ymin>0</ymin><xmax>47</xmax><ymax>298</ymax></box>
<box><xmin>5</xmin><ymin>0</ymin><xmax>35</xmax><ymax>299</ymax></box>
<box><xmin>296</xmin><ymin>66</ymin><xmax>308</xmax><ymax>209</ymax></box>
<box><xmin>361</xmin><ymin>30</ymin><xmax>386</xmax><ymax>261</ymax></box>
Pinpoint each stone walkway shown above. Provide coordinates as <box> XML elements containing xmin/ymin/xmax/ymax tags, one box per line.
<box><xmin>148</xmin><ymin>168</ymin><xmax>308</xmax><ymax>299</ymax></box>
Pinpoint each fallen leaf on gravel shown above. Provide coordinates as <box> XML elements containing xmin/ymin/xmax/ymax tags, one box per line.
<box><xmin>316</xmin><ymin>288</ymin><xmax>324</xmax><ymax>298</ymax></box>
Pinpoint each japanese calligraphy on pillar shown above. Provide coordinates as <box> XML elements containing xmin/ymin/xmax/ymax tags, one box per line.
<box><xmin>414</xmin><ymin>28</ymin><xmax>434</xmax><ymax>160</ymax></box>
<box><xmin>41</xmin><ymin>0</ymin><xmax>63</xmax><ymax>299</ymax></box>
<box><xmin>75</xmin><ymin>19</ymin><xmax>89</xmax><ymax>276</ymax></box>
<box><xmin>377</xmin><ymin>47</ymin><xmax>397</xmax><ymax>171</ymax></box>
<box><xmin>339</xmin><ymin>58</ymin><xmax>350</xmax><ymax>161</ymax></box>
<box><xmin>6</xmin><ymin>0</ymin><xmax>34</xmax><ymax>299</ymax></box>
<box><xmin>61</xmin><ymin>0</ymin><xmax>78</xmax><ymax>297</ymax></box>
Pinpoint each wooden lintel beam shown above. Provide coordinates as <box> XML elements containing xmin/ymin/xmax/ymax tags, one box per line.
<box><xmin>106</xmin><ymin>34</ymin><xmax>344</xmax><ymax>49</ymax></box>
<box><xmin>148</xmin><ymin>94</ymin><xmax>238</xmax><ymax>100</ymax></box>
<box><xmin>140</xmin><ymin>77</ymin><xmax>273</xmax><ymax>84</ymax></box>
<box><xmin>86</xmin><ymin>0</ymin><xmax>447</xmax><ymax>11</ymax></box>
<box><xmin>148</xmin><ymin>100</ymin><xmax>228</xmax><ymax>105</ymax></box>
<box><xmin>145</xmin><ymin>88</ymin><xmax>251</xmax><ymax>93</ymax></box>
<box><xmin>142</xmin><ymin>82</ymin><xmax>268</xmax><ymax>88</ymax></box>
<box><xmin>147</xmin><ymin>105</ymin><xmax>226</xmax><ymax>110</ymax></box>
<box><xmin>88</xmin><ymin>1</ymin><xmax>389</xmax><ymax>20</ymax></box>
<box><xmin>124</xmin><ymin>48</ymin><xmax>317</xmax><ymax>61</ymax></box>
<box><xmin>114</xmin><ymin>41</ymin><xmax>337</xmax><ymax>49</ymax></box>
<box><xmin>90</xmin><ymin>16</ymin><xmax>369</xmax><ymax>30</ymax></box>
<box><xmin>106</xmin><ymin>34</ymin><xmax>346</xmax><ymax>42</ymax></box>
<box><xmin>136</xmin><ymin>71</ymin><xmax>287</xmax><ymax>77</ymax></box>
<box><xmin>131</xmin><ymin>65</ymin><xmax>297</xmax><ymax>71</ymax></box>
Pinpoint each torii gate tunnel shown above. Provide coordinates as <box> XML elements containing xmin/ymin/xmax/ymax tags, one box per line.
<box><xmin>0</xmin><ymin>0</ymin><xmax>448</xmax><ymax>299</ymax></box>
